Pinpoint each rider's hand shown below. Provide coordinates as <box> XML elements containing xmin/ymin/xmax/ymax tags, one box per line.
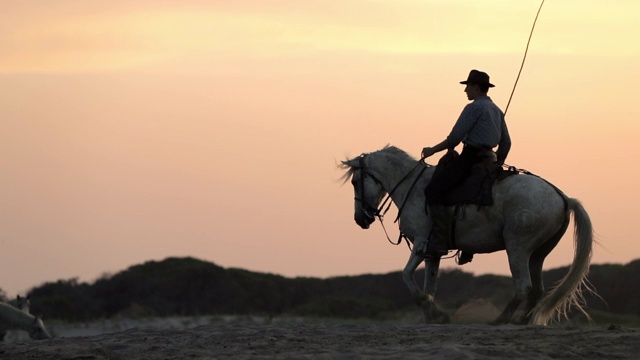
<box><xmin>421</xmin><ymin>147</ymin><xmax>435</xmax><ymax>159</ymax></box>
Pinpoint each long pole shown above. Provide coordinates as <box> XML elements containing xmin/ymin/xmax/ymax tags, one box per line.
<box><xmin>504</xmin><ymin>0</ymin><xmax>545</xmax><ymax>116</ymax></box>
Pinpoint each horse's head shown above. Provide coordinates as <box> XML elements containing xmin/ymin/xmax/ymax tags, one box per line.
<box><xmin>29</xmin><ymin>316</ymin><xmax>51</xmax><ymax>340</ymax></box>
<box><xmin>15</xmin><ymin>295</ymin><xmax>31</xmax><ymax>313</ymax></box>
<box><xmin>341</xmin><ymin>155</ymin><xmax>387</xmax><ymax>229</ymax></box>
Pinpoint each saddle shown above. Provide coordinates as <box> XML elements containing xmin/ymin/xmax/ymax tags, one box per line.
<box><xmin>442</xmin><ymin>151</ymin><xmax>517</xmax><ymax>206</ymax></box>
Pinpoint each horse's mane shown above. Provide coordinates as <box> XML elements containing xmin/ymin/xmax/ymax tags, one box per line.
<box><xmin>339</xmin><ymin>145</ymin><xmax>415</xmax><ymax>184</ymax></box>
<box><xmin>378</xmin><ymin>145</ymin><xmax>416</xmax><ymax>161</ymax></box>
<box><xmin>338</xmin><ymin>159</ymin><xmax>358</xmax><ymax>184</ymax></box>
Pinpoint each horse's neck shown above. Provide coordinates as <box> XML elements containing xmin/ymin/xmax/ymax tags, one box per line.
<box><xmin>0</xmin><ymin>303</ymin><xmax>36</xmax><ymax>330</ymax></box>
<box><xmin>373</xmin><ymin>159</ymin><xmax>433</xmax><ymax>204</ymax></box>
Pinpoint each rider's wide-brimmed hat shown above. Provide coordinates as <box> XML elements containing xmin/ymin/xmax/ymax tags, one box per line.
<box><xmin>460</xmin><ymin>70</ymin><xmax>495</xmax><ymax>88</ymax></box>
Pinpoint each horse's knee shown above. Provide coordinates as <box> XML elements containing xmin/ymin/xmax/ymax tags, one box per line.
<box><xmin>401</xmin><ymin>269</ymin><xmax>415</xmax><ymax>291</ymax></box>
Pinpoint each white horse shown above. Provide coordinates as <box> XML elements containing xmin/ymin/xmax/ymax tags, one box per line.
<box><xmin>340</xmin><ymin>145</ymin><xmax>594</xmax><ymax>325</ymax></box>
<box><xmin>0</xmin><ymin>301</ymin><xmax>51</xmax><ymax>340</ymax></box>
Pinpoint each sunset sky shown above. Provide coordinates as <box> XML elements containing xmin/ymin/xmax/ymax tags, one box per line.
<box><xmin>1</xmin><ymin>1</ymin><xmax>639</xmax><ymax>297</ymax></box>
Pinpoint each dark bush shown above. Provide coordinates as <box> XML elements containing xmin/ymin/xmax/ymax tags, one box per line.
<box><xmin>22</xmin><ymin>256</ymin><xmax>640</xmax><ymax>323</ymax></box>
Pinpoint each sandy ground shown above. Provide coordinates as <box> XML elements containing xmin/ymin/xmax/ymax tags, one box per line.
<box><xmin>1</xmin><ymin>314</ymin><xmax>638</xmax><ymax>360</ymax></box>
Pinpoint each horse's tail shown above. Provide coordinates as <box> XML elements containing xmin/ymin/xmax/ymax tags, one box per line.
<box><xmin>529</xmin><ymin>197</ymin><xmax>595</xmax><ymax>326</ymax></box>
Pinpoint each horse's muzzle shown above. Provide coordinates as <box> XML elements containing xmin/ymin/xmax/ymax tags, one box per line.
<box><xmin>355</xmin><ymin>210</ymin><xmax>375</xmax><ymax>229</ymax></box>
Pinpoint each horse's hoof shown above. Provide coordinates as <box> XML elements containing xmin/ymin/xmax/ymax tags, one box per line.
<box><xmin>436</xmin><ymin>313</ymin><xmax>450</xmax><ymax>324</ymax></box>
<box><xmin>423</xmin><ymin>305</ymin><xmax>450</xmax><ymax>324</ymax></box>
<box><xmin>489</xmin><ymin>318</ymin><xmax>505</xmax><ymax>326</ymax></box>
<box><xmin>424</xmin><ymin>313</ymin><xmax>449</xmax><ymax>324</ymax></box>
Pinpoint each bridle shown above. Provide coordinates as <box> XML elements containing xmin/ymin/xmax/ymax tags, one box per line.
<box><xmin>354</xmin><ymin>155</ymin><xmax>387</xmax><ymax>220</ymax></box>
<box><xmin>353</xmin><ymin>154</ymin><xmax>430</xmax><ymax>246</ymax></box>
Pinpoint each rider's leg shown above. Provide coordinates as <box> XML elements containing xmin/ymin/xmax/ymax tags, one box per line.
<box><xmin>424</xmin><ymin>147</ymin><xmax>478</xmax><ymax>258</ymax></box>
<box><xmin>426</xmin><ymin>204</ymin><xmax>449</xmax><ymax>257</ymax></box>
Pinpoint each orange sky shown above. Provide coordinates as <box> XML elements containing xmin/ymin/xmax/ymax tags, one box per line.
<box><xmin>1</xmin><ymin>0</ymin><xmax>639</xmax><ymax>297</ymax></box>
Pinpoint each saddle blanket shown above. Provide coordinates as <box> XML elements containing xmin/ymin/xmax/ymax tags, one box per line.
<box><xmin>442</xmin><ymin>164</ymin><xmax>518</xmax><ymax>206</ymax></box>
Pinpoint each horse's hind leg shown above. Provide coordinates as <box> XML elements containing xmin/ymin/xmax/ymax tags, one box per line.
<box><xmin>492</xmin><ymin>246</ymin><xmax>533</xmax><ymax>325</ymax></box>
<box><xmin>522</xmin><ymin>253</ymin><xmax>545</xmax><ymax>324</ymax></box>
<box><xmin>492</xmin><ymin>296</ymin><xmax>523</xmax><ymax>325</ymax></box>
<box><xmin>522</xmin><ymin>229</ymin><xmax>565</xmax><ymax>323</ymax></box>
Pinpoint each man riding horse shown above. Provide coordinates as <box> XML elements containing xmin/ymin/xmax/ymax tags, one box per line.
<box><xmin>421</xmin><ymin>70</ymin><xmax>512</xmax><ymax>262</ymax></box>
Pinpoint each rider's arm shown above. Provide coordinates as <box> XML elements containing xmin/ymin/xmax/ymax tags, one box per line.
<box><xmin>422</xmin><ymin>103</ymin><xmax>476</xmax><ymax>159</ymax></box>
<box><xmin>496</xmin><ymin>116</ymin><xmax>512</xmax><ymax>165</ymax></box>
<box><xmin>421</xmin><ymin>138</ymin><xmax>448</xmax><ymax>159</ymax></box>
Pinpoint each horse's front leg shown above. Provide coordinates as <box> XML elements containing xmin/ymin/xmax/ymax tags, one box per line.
<box><xmin>402</xmin><ymin>250</ymin><xmax>449</xmax><ymax>323</ymax></box>
<box><xmin>422</xmin><ymin>258</ymin><xmax>449</xmax><ymax>323</ymax></box>
<box><xmin>401</xmin><ymin>251</ymin><xmax>425</xmax><ymax>305</ymax></box>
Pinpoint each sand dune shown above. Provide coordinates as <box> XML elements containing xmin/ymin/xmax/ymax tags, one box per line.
<box><xmin>1</xmin><ymin>315</ymin><xmax>638</xmax><ymax>359</ymax></box>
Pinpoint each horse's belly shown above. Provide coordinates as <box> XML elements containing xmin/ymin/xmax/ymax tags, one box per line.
<box><xmin>455</xmin><ymin>223</ymin><xmax>506</xmax><ymax>253</ymax></box>
<box><xmin>452</xmin><ymin>205</ymin><xmax>506</xmax><ymax>253</ymax></box>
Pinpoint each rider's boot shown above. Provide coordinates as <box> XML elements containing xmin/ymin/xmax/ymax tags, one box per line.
<box><xmin>426</xmin><ymin>204</ymin><xmax>449</xmax><ymax>258</ymax></box>
<box><xmin>458</xmin><ymin>252</ymin><xmax>474</xmax><ymax>265</ymax></box>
